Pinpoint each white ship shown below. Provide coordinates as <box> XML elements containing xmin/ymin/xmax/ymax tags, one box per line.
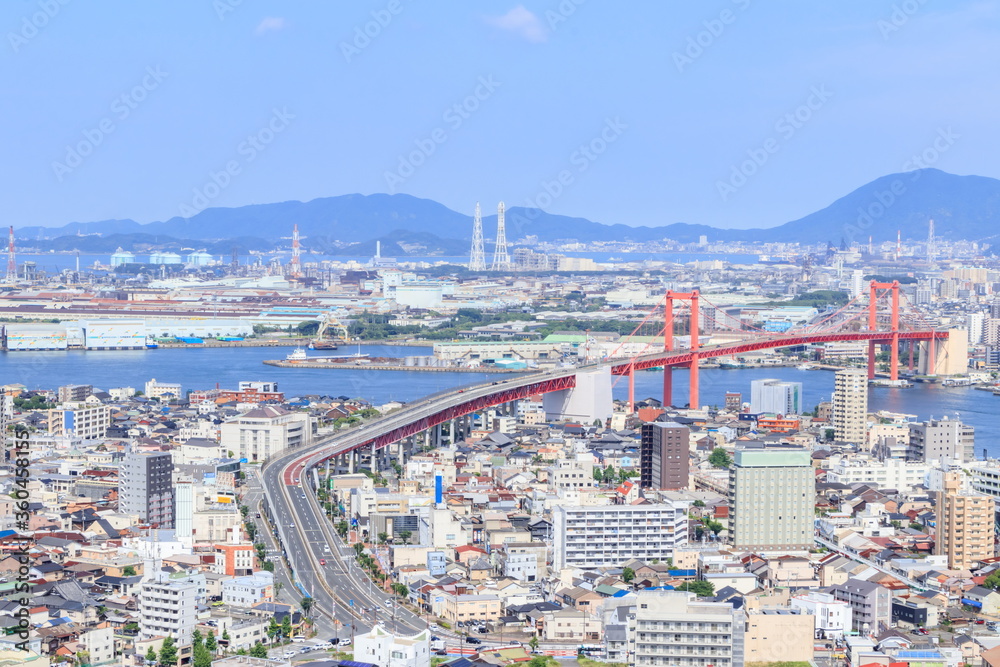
<box><xmin>286</xmin><ymin>347</ymin><xmax>308</xmax><ymax>361</ymax></box>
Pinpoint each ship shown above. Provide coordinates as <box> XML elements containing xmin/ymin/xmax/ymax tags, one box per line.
<box><xmin>717</xmin><ymin>358</ymin><xmax>744</xmax><ymax>369</ymax></box>
<box><xmin>309</xmin><ymin>340</ymin><xmax>339</xmax><ymax>350</ymax></box>
<box><xmin>796</xmin><ymin>363</ymin><xmax>814</xmax><ymax>370</ymax></box>
<box><xmin>286</xmin><ymin>347</ymin><xmax>308</xmax><ymax>361</ymax></box>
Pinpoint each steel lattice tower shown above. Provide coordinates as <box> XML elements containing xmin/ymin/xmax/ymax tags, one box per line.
<box><xmin>469</xmin><ymin>202</ymin><xmax>486</xmax><ymax>271</ymax></box>
<box><xmin>6</xmin><ymin>227</ymin><xmax>14</xmax><ymax>282</ymax></box>
<box><xmin>491</xmin><ymin>201</ymin><xmax>511</xmax><ymax>271</ymax></box>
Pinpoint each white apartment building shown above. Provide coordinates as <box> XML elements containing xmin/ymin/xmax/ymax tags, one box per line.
<box><xmin>553</xmin><ymin>502</ymin><xmax>689</xmax><ymax>571</ymax></box>
<box><xmin>220</xmin><ymin>405</ymin><xmax>312</xmax><ymax>461</ymax></box>
<box><xmin>145</xmin><ymin>378</ymin><xmax>182</xmax><ymax>400</ymax></box>
<box><xmin>138</xmin><ymin>574</ymin><xmax>200</xmax><ymax>644</ymax></box>
<box><xmin>79</xmin><ymin>626</ymin><xmax>115</xmax><ymax>666</ymax></box>
<box><xmin>908</xmin><ymin>417</ymin><xmax>975</xmax><ymax>463</ymax></box>
<box><xmin>353</xmin><ymin>624</ymin><xmax>431</xmax><ymax>667</ymax></box>
<box><xmin>547</xmin><ymin>459</ymin><xmax>596</xmax><ymax>492</ymax></box>
<box><xmin>221</xmin><ymin>571</ymin><xmax>274</xmax><ymax>607</ymax></box>
<box><xmin>629</xmin><ymin>590</ymin><xmax>745</xmax><ymax>667</ymax></box>
<box><xmin>47</xmin><ymin>404</ymin><xmax>111</xmax><ymax>439</ymax></box>
<box><xmin>826</xmin><ymin>458</ymin><xmax>930</xmax><ymax>490</ymax></box>
<box><xmin>790</xmin><ymin>591</ymin><xmax>852</xmax><ymax>639</ymax></box>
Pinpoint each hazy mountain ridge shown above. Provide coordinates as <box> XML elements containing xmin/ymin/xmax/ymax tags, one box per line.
<box><xmin>15</xmin><ymin>169</ymin><xmax>1000</xmax><ymax>252</ymax></box>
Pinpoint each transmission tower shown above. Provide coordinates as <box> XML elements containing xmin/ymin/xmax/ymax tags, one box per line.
<box><xmin>491</xmin><ymin>201</ymin><xmax>511</xmax><ymax>271</ymax></box>
<box><xmin>469</xmin><ymin>202</ymin><xmax>486</xmax><ymax>271</ymax></box>
<box><xmin>6</xmin><ymin>227</ymin><xmax>14</xmax><ymax>282</ymax></box>
<box><xmin>927</xmin><ymin>218</ymin><xmax>935</xmax><ymax>264</ymax></box>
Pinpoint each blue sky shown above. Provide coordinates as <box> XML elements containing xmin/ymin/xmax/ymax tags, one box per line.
<box><xmin>2</xmin><ymin>1</ymin><xmax>996</xmax><ymax>231</ymax></box>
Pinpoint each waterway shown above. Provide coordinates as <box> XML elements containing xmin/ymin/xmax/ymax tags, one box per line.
<box><xmin>3</xmin><ymin>348</ymin><xmax>997</xmax><ymax>457</ymax></box>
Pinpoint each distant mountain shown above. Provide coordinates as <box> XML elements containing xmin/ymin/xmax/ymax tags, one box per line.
<box><xmin>16</xmin><ymin>169</ymin><xmax>1000</xmax><ymax>250</ymax></box>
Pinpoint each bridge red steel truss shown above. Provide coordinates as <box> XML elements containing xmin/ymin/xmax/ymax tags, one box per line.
<box><xmin>610</xmin><ymin>330</ymin><xmax>947</xmax><ymax>407</ymax></box>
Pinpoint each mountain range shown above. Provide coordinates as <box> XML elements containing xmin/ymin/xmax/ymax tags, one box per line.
<box><xmin>16</xmin><ymin>169</ymin><xmax>1000</xmax><ymax>254</ymax></box>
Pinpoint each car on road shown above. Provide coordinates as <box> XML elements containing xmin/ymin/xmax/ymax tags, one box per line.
<box><xmin>465</xmin><ymin>637</ymin><xmax>482</xmax><ymax>645</ymax></box>
<box><xmin>291</xmin><ymin>636</ymin><xmax>307</xmax><ymax>642</ymax></box>
<box><xmin>435</xmin><ymin>649</ymin><xmax>448</xmax><ymax>656</ymax></box>
<box><xmin>255</xmin><ymin>512</ymin><xmax>261</xmax><ymax>518</ymax></box>
<box><xmin>477</xmin><ymin>626</ymin><xmax>488</xmax><ymax>633</ymax></box>
<box><xmin>338</xmin><ymin>638</ymin><xmax>351</xmax><ymax>646</ymax></box>
<box><xmin>319</xmin><ymin>558</ymin><xmax>326</xmax><ymax>565</ymax></box>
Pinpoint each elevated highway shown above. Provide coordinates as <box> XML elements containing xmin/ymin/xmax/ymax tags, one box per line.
<box><xmin>260</xmin><ymin>328</ymin><xmax>950</xmax><ymax>629</ymax></box>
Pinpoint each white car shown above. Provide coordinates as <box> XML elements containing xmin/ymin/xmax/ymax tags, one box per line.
<box><xmin>338</xmin><ymin>638</ymin><xmax>351</xmax><ymax>646</ymax></box>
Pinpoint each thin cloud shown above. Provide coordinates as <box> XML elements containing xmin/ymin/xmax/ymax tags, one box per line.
<box><xmin>484</xmin><ymin>5</ymin><xmax>548</xmax><ymax>43</ymax></box>
<box><xmin>255</xmin><ymin>17</ymin><xmax>287</xmax><ymax>35</ymax></box>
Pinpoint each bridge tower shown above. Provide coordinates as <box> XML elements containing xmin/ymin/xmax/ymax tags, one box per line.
<box><xmin>867</xmin><ymin>280</ymin><xmax>901</xmax><ymax>381</ymax></box>
<box><xmin>637</xmin><ymin>290</ymin><xmax>699</xmax><ymax>411</ymax></box>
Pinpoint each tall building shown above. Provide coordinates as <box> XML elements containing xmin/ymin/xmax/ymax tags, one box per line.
<box><xmin>832</xmin><ymin>369</ymin><xmax>867</xmax><ymax>443</ymax></box>
<box><xmin>908</xmin><ymin>417</ymin><xmax>975</xmax><ymax>463</ymax></box>
<box><xmin>968</xmin><ymin>312</ymin><xmax>985</xmax><ymax>345</ymax></box>
<box><xmin>749</xmin><ymin>379</ymin><xmax>802</xmax><ymax>415</ymax></box>
<box><xmin>220</xmin><ymin>405</ymin><xmax>312</xmax><ymax>462</ymax></box>
<box><xmin>628</xmin><ymin>590</ymin><xmax>745</xmax><ymax>667</ymax></box>
<box><xmin>935</xmin><ymin>471</ymin><xmax>993</xmax><ymax>570</ymax></box>
<box><xmin>729</xmin><ymin>447</ymin><xmax>813</xmax><ymax>552</ymax></box>
<box><xmin>640</xmin><ymin>421</ymin><xmax>690</xmax><ymax>490</ymax></box>
<box><xmin>138</xmin><ymin>573</ymin><xmax>199</xmax><ymax>644</ymax></box>
<box><xmin>57</xmin><ymin>384</ymin><xmax>93</xmax><ymax>403</ymax></box>
<box><xmin>725</xmin><ymin>392</ymin><xmax>742</xmax><ymax>412</ymax></box>
<box><xmin>46</xmin><ymin>404</ymin><xmax>111</xmax><ymax>440</ymax></box>
<box><xmin>119</xmin><ymin>447</ymin><xmax>175</xmax><ymax>528</ymax></box>
<box><xmin>553</xmin><ymin>502</ymin><xmax>689</xmax><ymax>570</ymax></box>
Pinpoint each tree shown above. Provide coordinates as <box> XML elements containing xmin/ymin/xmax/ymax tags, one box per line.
<box><xmin>205</xmin><ymin>631</ymin><xmax>217</xmax><ymax>653</ymax></box>
<box><xmin>336</xmin><ymin>520</ymin><xmax>349</xmax><ymax>537</ymax></box>
<box><xmin>192</xmin><ymin>629</ymin><xmax>203</xmax><ymax>646</ymax></box>
<box><xmin>528</xmin><ymin>635</ymin><xmax>540</xmax><ymax>651</ymax></box>
<box><xmin>593</xmin><ymin>467</ymin><xmax>603</xmax><ymax>484</ymax></box>
<box><xmin>676</xmin><ymin>580</ymin><xmax>715</xmax><ymax>597</ymax></box>
<box><xmin>378</xmin><ymin>532</ymin><xmax>389</xmax><ymax>545</ymax></box>
<box><xmin>193</xmin><ymin>643</ymin><xmax>212</xmax><ymax>667</ymax></box>
<box><xmin>622</xmin><ymin>566</ymin><xmax>635</xmax><ymax>583</ymax></box>
<box><xmin>75</xmin><ymin>651</ymin><xmax>91</xmax><ymax>667</ymax></box>
<box><xmin>692</xmin><ymin>499</ymin><xmax>706</xmax><ymax>508</ymax></box>
<box><xmin>145</xmin><ymin>647</ymin><xmax>157</xmax><ymax>665</ymax></box>
<box><xmin>300</xmin><ymin>596</ymin><xmax>315</xmax><ymax>617</ymax></box>
<box><xmin>262</xmin><ymin>561</ymin><xmax>274</xmax><ymax>572</ymax></box>
<box><xmin>281</xmin><ymin>614</ymin><xmax>292</xmax><ymax>639</ymax></box>
<box><xmin>708</xmin><ymin>448</ymin><xmax>732</xmax><ymax>468</ymax></box>
<box><xmin>250</xmin><ymin>643</ymin><xmax>268</xmax><ymax>658</ymax></box>
<box><xmin>398</xmin><ymin>530</ymin><xmax>412</xmax><ymax>545</ymax></box>
<box><xmin>158</xmin><ymin>637</ymin><xmax>178</xmax><ymax>667</ymax></box>
<box><xmin>985</xmin><ymin>571</ymin><xmax>1000</xmax><ymax>590</ymax></box>
<box><xmin>267</xmin><ymin>617</ymin><xmax>280</xmax><ymax>640</ymax></box>
<box><xmin>123</xmin><ymin>565</ymin><xmax>137</xmax><ymax>576</ymax></box>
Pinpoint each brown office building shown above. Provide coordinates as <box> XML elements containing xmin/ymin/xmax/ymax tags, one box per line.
<box><xmin>640</xmin><ymin>422</ymin><xmax>690</xmax><ymax>490</ymax></box>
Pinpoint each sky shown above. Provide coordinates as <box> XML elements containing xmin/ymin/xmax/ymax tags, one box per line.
<box><xmin>2</xmin><ymin>1</ymin><xmax>998</xmax><ymax>231</ymax></box>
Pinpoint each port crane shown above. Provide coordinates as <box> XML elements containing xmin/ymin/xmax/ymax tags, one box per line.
<box><xmin>309</xmin><ymin>312</ymin><xmax>351</xmax><ymax>350</ymax></box>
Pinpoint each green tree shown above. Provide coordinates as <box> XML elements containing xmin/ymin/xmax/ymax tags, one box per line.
<box><xmin>528</xmin><ymin>635</ymin><xmax>540</xmax><ymax>652</ymax></box>
<box><xmin>622</xmin><ymin>566</ymin><xmax>635</xmax><ymax>583</ymax></box>
<box><xmin>378</xmin><ymin>532</ymin><xmax>389</xmax><ymax>545</ymax></box>
<box><xmin>262</xmin><ymin>561</ymin><xmax>274</xmax><ymax>572</ymax></box>
<box><xmin>192</xmin><ymin>629</ymin><xmax>203</xmax><ymax>647</ymax></box>
<box><xmin>335</xmin><ymin>520</ymin><xmax>349</xmax><ymax>537</ymax></box>
<box><xmin>158</xmin><ymin>637</ymin><xmax>178</xmax><ymax>667</ymax></box>
<box><xmin>145</xmin><ymin>647</ymin><xmax>157</xmax><ymax>665</ymax></box>
<box><xmin>250</xmin><ymin>643</ymin><xmax>268</xmax><ymax>658</ymax></box>
<box><xmin>267</xmin><ymin>618</ymin><xmax>280</xmax><ymax>640</ymax></box>
<box><xmin>676</xmin><ymin>580</ymin><xmax>715</xmax><ymax>597</ymax></box>
<box><xmin>123</xmin><ymin>565</ymin><xmax>137</xmax><ymax>576</ymax></box>
<box><xmin>398</xmin><ymin>530</ymin><xmax>412</xmax><ymax>545</ymax></box>
<box><xmin>985</xmin><ymin>571</ymin><xmax>1000</xmax><ymax>590</ymax></box>
<box><xmin>300</xmin><ymin>596</ymin><xmax>315</xmax><ymax>618</ymax></box>
<box><xmin>281</xmin><ymin>614</ymin><xmax>292</xmax><ymax>639</ymax></box>
<box><xmin>205</xmin><ymin>632</ymin><xmax>217</xmax><ymax>654</ymax></box>
<box><xmin>593</xmin><ymin>467</ymin><xmax>603</xmax><ymax>484</ymax></box>
<box><xmin>193</xmin><ymin>643</ymin><xmax>212</xmax><ymax>667</ymax></box>
<box><xmin>708</xmin><ymin>448</ymin><xmax>732</xmax><ymax>468</ymax></box>
<box><xmin>692</xmin><ymin>499</ymin><xmax>706</xmax><ymax>508</ymax></box>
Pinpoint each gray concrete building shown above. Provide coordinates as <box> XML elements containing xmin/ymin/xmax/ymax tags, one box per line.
<box><xmin>628</xmin><ymin>590</ymin><xmax>745</xmax><ymax>667</ymax></box>
<box><xmin>119</xmin><ymin>446</ymin><xmax>175</xmax><ymax>528</ymax></box>
<box><xmin>729</xmin><ymin>447</ymin><xmax>813</xmax><ymax>552</ymax></box>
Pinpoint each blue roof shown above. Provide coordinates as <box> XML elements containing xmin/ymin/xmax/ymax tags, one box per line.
<box><xmin>0</xmin><ymin>530</ymin><xmax>16</xmax><ymax>539</ymax></box>
<box><xmin>962</xmin><ymin>598</ymin><xmax>983</xmax><ymax>608</ymax></box>
<box><xmin>668</xmin><ymin>569</ymin><xmax>697</xmax><ymax>577</ymax></box>
<box><xmin>897</xmin><ymin>651</ymin><xmax>942</xmax><ymax>659</ymax></box>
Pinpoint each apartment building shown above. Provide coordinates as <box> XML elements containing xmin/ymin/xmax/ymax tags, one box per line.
<box><xmin>547</xmin><ymin>459</ymin><xmax>596</xmax><ymax>492</ymax></box>
<box><xmin>729</xmin><ymin>448</ymin><xmax>813</xmax><ymax>552</ymax></box>
<box><xmin>743</xmin><ymin>608</ymin><xmax>813</xmax><ymax>663</ymax></box>
<box><xmin>138</xmin><ymin>574</ymin><xmax>200</xmax><ymax>644</ymax></box>
<box><xmin>57</xmin><ymin>384</ymin><xmax>93</xmax><ymax>403</ymax></box>
<box><xmin>119</xmin><ymin>447</ymin><xmax>174</xmax><ymax>528</ymax></box>
<box><xmin>145</xmin><ymin>378</ymin><xmax>182</xmax><ymax>400</ymax></box>
<box><xmin>790</xmin><ymin>590</ymin><xmax>852</xmax><ymax>639</ymax></box>
<box><xmin>222</xmin><ymin>572</ymin><xmax>274</xmax><ymax>607</ymax></box>
<box><xmin>749</xmin><ymin>379</ymin><xmax>802</xmax><ymax>415</ymax></box>
<box><xmin>628</xmin><ymin>590</ymin><xmax>745</xmax><ymax>667</ymax></box>
<box><xmin>553</xmin><ymin>502</ymin><xmax>689</xmax><ymax>571</ymax></box>
<box><xmin>825</xmin><ymin>457</ymin><xmax>930</xmax><ymax>489</ymax></box>
<box><xmin>830</xmin><ymin>578</ymin><xmax>891</xmax><ymax>635</ymax></box>
<box><xmin>47</xmin><ymin>404</ymin><xmax>111</xmax><ymax>439</ymax></box>
<box><xmin>220</xmin><ymin>405</ymin><xmax>311</xmax><ymax>462</ymax></box>
<box><xmin>435</xmin><ymin>591</ymin><xmax>502</xmax><ymax>625</ymax></box>
<box><xmin>212</xmin><ymin>544</ymin><xmax>255</xmax><ymax>577</ymax></box>
<box><xmin>354</xmin><ymin>625</ymin><xmax>431</xmax><ymax>667</ymax></box>
<box><xmin>908</xmin><ymin>417</ymin><xmax>975</xmax><ymax>463</ymax></box>
<box><xmin>640</xmin><ymin>421</ymin><xmax>690</xmax><ymax>491</ymax></box>
<box><xmin>935</xmin><ymin>471</ymin><xmax>993</xmax><ymax>570</ymax></box>
<box><xmin>832</xmin><ymin>369</ymin><xmax>868</xmax><ymax>443</ymax></box>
